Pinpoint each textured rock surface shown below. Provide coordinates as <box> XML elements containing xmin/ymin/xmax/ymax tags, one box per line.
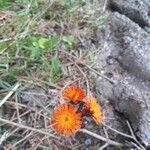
<box><xmin>97</xmin><ymin>12</ymin><xmax>150</xmax><ymax>81</ymax></box>
<box><xmin>96</xmin><ymin>11</ymin><xmax>150</xmax><ymax>148</ymax></box>
<box><xmin>112</xmin><ymin>80</ymin><xmax>150</xmax><ymax>146</ymax></box>
<box><xmin>109</xmin><ymin>0</ymin><xmax>150</xmax><ymax>27</ymax></box>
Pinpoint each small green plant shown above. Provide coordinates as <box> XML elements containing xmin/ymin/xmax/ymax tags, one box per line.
<box><xmin>0</xmin><ymin>0</ymin><xmax>10</xmax><ymax>9</ymax></box>
<box><xmin>59</xmin><ymin>0</ymin><xmax>85</xmax><ymax>11</ymax></box>
<box><xmin>23</xmin><ymin>35</ymin><xmax>59</xmax><ymax>60</ymax></box>
<box><xmin>51</xmin><ymin>56</ymin><xmax>61</xmax><ymax>74</ymax></box>
<box><xmin>38</xmin><ymin>36</ymin><xmax>58</xmax><ymax>49</ymax></box>
<box><xmin>50</xmin><ymin>56</ymin><xmax>62</xmax><ymax>82</ymax></box>
<box><xmin>63</xmin><ymin>35</ymin><xmax>75</xmax><ymax>47</ymax></box>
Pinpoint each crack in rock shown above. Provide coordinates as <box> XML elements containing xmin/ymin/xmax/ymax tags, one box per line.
<box><xmin>108</xmin><ymin>0</ymin><xmax>150</xmax><ymax>29</ymax></box>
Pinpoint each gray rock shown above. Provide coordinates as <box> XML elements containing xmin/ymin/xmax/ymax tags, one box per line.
<box><xmin>98</xmin><ymin>12</ymin><xmax>150</xmax><ymax>81</ymax></box>
<box><xmin>112</xmin><ymin>80</ymin><xmax>150</xmax><ymax>146</ymax></box>
<box><xmin>96</xmin><ymin>12</ymin><xmax>150</xmax><ymax>147</ymax></box>
<box><xmin>109</xmin><ymin>0</ymin><xmax>150</xmax><ymax>27</ymax></box>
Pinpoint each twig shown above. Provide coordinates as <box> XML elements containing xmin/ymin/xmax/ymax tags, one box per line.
<box><xmin>103</xmin><ymin>126</ymin><xmax>109</xmax><ymax>138</ymax></box>
<box><xmin>103</xmin><ymin>122</ymin><xmax>146</xmax><ymax>150</ymax></box>
<box><xmin>19</xmin><ymin>77</ymin><xmax>61</xmax><ymax>90</ymax></box>
<box><xmin>38</xmin><ymin>145</ymin><xmax>51</xmax><ymax>150</ymax></box>
<box><xmin>79</xmin><ymin>62</ymin><xmax>115</xmax><ymax>84</ymax></box>
<box><xmin>15</xmin><ymin>92</ymin><xmax>21</xmax><ymax>123</ymax></box>
<box><xmin>98</xmin><ymin>143</ymin><xmax>109</xmax><ymax>150</ymax></box>
<box><xmin>102</xmin><ymin>0</ymin><xmax>108</xmax><ymax>12</ymax></box>
<box><xmin>126</xmin><ymin>120</ymin><xmax>146</xmax><ymax>150</ymax></box>
<box><xmin>0</xmin><ymin>118</ymin><xmax>57</xmax><ymax>139</ymax></box>
<box><xmin>0</xmin><ymin>38</ymin><xmax>13</xmax><ymax>43</ymax></box>
<box><xmin>131</xmin><ymin>142</ymin><xmax>143</xmax><ymax>150</ymax></box>
<box><xmin>73</xmin><ymin>62</ymin><xmax>91</xmax><ymax>95</ymax></box>
<box><xmin>5</xmin><ymin>101</ymin><xmax>49</xmax><ymax>119</ymax></box>
<box><xmin>79</xmin><ymin>129</ymin><xmax>123</xmax><ymax>147</ymax></box>
<box><xmin>102</xmin><ymin>123</ymin><xmax>133</xmax><ymax>139</ymax></box>
<box><xmin>98</xmin><ymin>122</ymin><xmax>110</xmax><ymax>149</ymax></box>
<box><xmin>27</xmin><ymin>94</ymin><xmax>50</xmax><ymax>115</ymax></box>
<box><xmin>0</xmin><ymin>127</ymin><xmax>19</xmax><ymax>145</ymax></box>
<box><xmin>21</xmin><ymin>91</ymin><xmax>51</xmax><ymax>98</ymax></box>
<box><xmin>61</xmin><ymin>50</ymin><xmax>115</xmax><ymax>84</ymax></box>
<box><xmin>11</xmin><ymin>131</ymin><xmax>33</xmax><ymax>148</ymax></box>
<box><xmin>140</xmin><ymin>89</ymin><xmax>149</xmax><ymax>109</ymax></box>
<box><xmin>0</xmin><ymin>82</ymin><xmax>20</xmax><ymax>107</ymax></box>
<box><xmin>126</xmin><ymin>120</ymin><xmax>136</xmax><ymax>139</ymax></box>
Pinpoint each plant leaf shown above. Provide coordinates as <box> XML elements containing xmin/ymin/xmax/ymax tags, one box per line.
<box><xmin>48</xmin><ymin>36</ymin><xmax>58</xmax><ymax>49</ymax></box>
<box><xmin>51</xmin><ymin>57</ymin><xmax>61</xmax><ymax>74</ymax></box>
<box><xmin>38</xmin><ymin>38</ymin><xmax>49</xmax><ymax>49</ymax></box>
<box><xmin>38</xmin><ymin>36</ymin><xmax>58</xmax><ymax>50</ymax></box>
<box><xmin>63</xmin><ymin>35</ymin><xmax>74</xmax><ymax>46</ymax></box>
<box><xmin>0</xmin><ymin>0</ymin><xmax>10</xmax><ymax>8</ymax></box>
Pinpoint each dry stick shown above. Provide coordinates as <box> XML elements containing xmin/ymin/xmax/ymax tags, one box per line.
<box><xmin>0</xmin><ymin>38</ymin><xmax>13</xmax><ymax>43</ymax></box>
<box><xmin>140</xmin><ymin>89</ymin><xmax>149</xmax><ymax>109</ymax></box>
<box><xmin>79</xmin><ymin>129</ymin><xmax>123</xmax><ymax>147</ymax></box>
<box><xmin>38</xmin><ymin>145</ymin><xmax>50</xmax><ymax>150</ymax></box>
<box><xmin>0</xmin><ymin>82</ymin><xmax>20</xmax><ymax>107</ymax></box>
<box><xmin>5</xmin><ymin>101</ymin><xmax>49</xmax><ymax>119</ymax></box>
<box><xmin>131</xmin><ymin>142</ymin><xmax>144</xmax><ymax>150</ymax></box>
<box><xmin>19</xmin><ymin>77</ymin><xmax>61</xmax><ymax>90</ymax></box>
<box><xmin>27</xmin><ymin>94</ymin><xmax>50</xmax><ymax>115</ymax></box>
<box><xmin>98</xmin><ymin>126</ymin><xmax>110</xmax><ymax>149</ymax></box>
<box><xmin>0</xmin><ymin>42</ymin><xmax>13</xmax><ymax>54</ymax></box>
<box><xmin>21</xmin><ymin>91</ymin><xmax>51</xmax><ymax>99</ymax></box>
<box><xmin>126</xmin><ymin>120</ymin><xmax>146</xmax><ymax>150</ymax></box>
<box><xmin>62</xmin><ymin>50</ymin><xmax>115</xmax><ymax>84</ymax></box>
<box><xmin>104</xmin><ymin>123</ymin><xmax>145</xmax><ymax>150</ymax></box>
<box><xmin>0</xmin><ymin>109</ymin><xmax>30</xmax><ymax>128</ymax></box>
<box><xmin>0</xmin><ymin>118</ymin><xmax>57</xmax><ymax>139</ymax></box>
<box><xmin>0</xmin><ymin>127</ymin><xmax>19</xmax><ymax>145</ymax></box>
<box><xmin>103</xmin><ymin>126</ymin><xmax>109</xmax><ymax>138</ymax></box>
<box><xmin>102</xmin><ymin>123</ymin><xmax>133</xmax><ymax>139</ymax></box>
<box><xmin>53</xmin><ymin>138</ymin><xmax>73</xmax><ymax>150</ymax></box>
<box><xmin>98</xmin><ymin>143</ymin><xmax>109</xmax><ymax>150</ymax></box>
<box><xmin>78</xmin><ymin>61</ymin><xmax>115</xmax><ymax>84</ymax></box>
<box><xmin>102</xmin><ymin>0</ymin><xmax>108</xmax><ymax>12</ymax></box>
<box><xmin>15</xmin><ymin>92</ymin><xmax>21</xmax><ymax>123</ymax></box>
<box><xmin>126</xmin><ymin>120</ymin><xmax>136</xmax><ymax>139</ymax></box>
<box><xmin>64</xmin><ymin>54</ymin><xmax>91</xmax><ymax>96</ymax></box>
<box><xmin>74</xmin><ymin>63</ymin><xmax>90</xmax><ymax>95</ymax></box>
<box><xmin>74</xmin><ymin>144</ymin><xmax>84</xmax><ymax>150</ymax></box>
<box><xmin>11</xmin><ymin>131</ymin><xmax>33</xmax><ymax>148</ymax></box>
<box><xmin>32</xmin><ymin>135</ymin><xmax>48</xmax><ymax>150</ymax></box>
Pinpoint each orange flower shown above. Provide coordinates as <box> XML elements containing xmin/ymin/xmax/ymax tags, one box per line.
<box><xmin>51</xmin><ymin>104</ymin><xmax>82</xmax><ymax>135</ymax></box>
<box><xmin>63</xmin><ymin>86</ymin><xmax>84</xmax><ymax>104</ymax></box>
<box><xmin>84</xmin><ymin>96</ymin><xmax>103</xmax><ymax>124</ymax></box>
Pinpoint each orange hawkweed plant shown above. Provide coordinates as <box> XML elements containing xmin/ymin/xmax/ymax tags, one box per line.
<box><xmin>51</xmin><ymin>104</ymin><xmax>82</xmax><ymax>136</ymax></box>
<box><xmin>63</xmin><ymin>86</ymin><xmax>84</xmax><ymax>104</ymax></box>
<box><xmin>50</xmin><ymin>85</ymin><xmax>104</xmax><ymax>136</ymax></box>
<box><xmin>84</xmin><ymin>96</ymin><xmax>103</xmax><ymax>124</ymax></box>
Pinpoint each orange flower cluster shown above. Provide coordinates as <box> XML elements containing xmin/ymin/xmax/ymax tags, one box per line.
<box><xmin>63</xmin><ymin>86</ymin><xmax>84</xmax><ymax>104</ymax></box>
<box><xmin>50</xmin><ymin>86</ymin><xmax>103</xmax><ymax>136</ymax></box>
<box><xmin>51</xmin><ymin>104</ymin><xmax>81</xmax><ymax>135</ymax></box>
<box><xmin>84</xmin><ymin>97</ymin><xmax>103</xmax><ymax>124</ymax></box>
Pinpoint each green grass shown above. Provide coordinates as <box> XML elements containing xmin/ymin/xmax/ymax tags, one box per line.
<box><xmin>0</xmin><ymin>0</ymin><xmax>110</xmax><ymax>86</ymax></box>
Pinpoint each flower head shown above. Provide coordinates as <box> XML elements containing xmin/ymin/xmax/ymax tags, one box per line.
<box><xmin>51</xmin><ymin>104</ymin><xmax>82</xmax><ymax>135</ymax></box>
<box><xmin>84</xmin><ymin>96</ymin><xmax>103</xmax><ymax>124</ymax></box>
<box><xmin>63</xmin><ymin>86</ymin><xmax>84</xmax><ymax>104</ymax></box>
